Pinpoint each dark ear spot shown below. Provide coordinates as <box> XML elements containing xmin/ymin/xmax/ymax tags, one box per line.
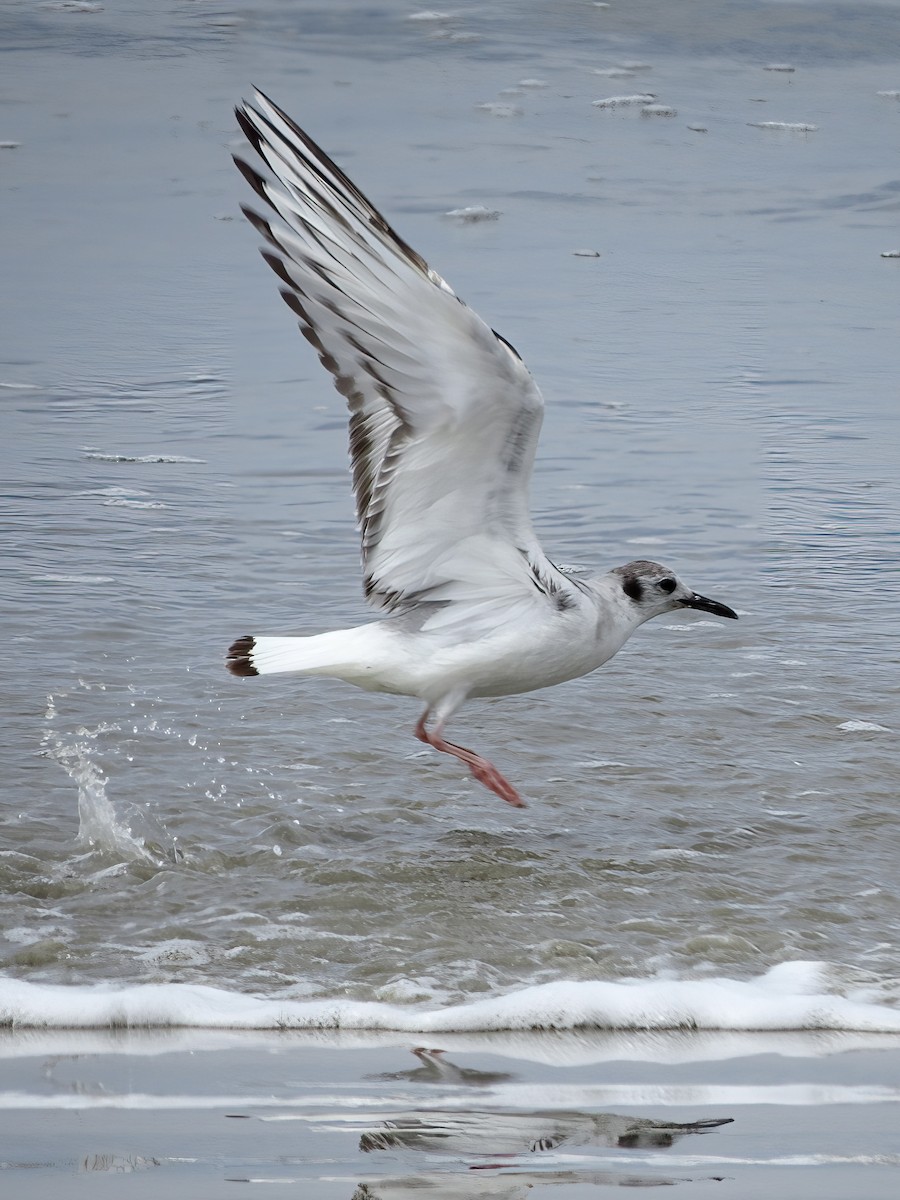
<box><xmin>622</xmin><ymin>575</ymin><xmax>643</xmax><ymax>603</ymax></box>
<box><xmin>658</xmin><ymin>576</ymin><xmax>676</xmax><ymax>594</ymax></box>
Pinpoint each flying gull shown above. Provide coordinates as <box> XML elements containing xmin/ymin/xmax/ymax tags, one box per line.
<box><xmin>226</xmin><ymin>91</ymin><xmax>738</xmax><ymax>808</ymax></box>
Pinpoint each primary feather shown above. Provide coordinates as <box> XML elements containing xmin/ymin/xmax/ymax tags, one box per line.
<box><xmin>233</xmin><ymin>90</ymin><xmax>572</xmax><ymax>617</ymax></box>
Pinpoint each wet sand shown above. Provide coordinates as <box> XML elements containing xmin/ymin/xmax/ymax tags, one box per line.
<box><xmin>3</xmin><ymin>1029</ymin><xmax>900</xmax><ymax>1197</ymax></box>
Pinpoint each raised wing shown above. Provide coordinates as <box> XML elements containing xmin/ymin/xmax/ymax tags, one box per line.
<box><xmin>234</xmin><ymin>91</ymin><xmax>573</xmax><ymax>616</ymax></box>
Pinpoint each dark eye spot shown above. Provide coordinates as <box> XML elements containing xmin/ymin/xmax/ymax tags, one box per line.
<box><xmin>658</xmin><ymin>577</ymin><xmax>676</xmax><ymax>594</ymax></box>
<box><xmin>622</xmin><ymin>576</ymin><xmax>643</xmax><ymax>602</ymax></box>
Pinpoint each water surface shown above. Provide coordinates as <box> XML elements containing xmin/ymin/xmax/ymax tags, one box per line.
<box><xmin>2</xmin><ymin>0</ymin><xmax>899</xmax><ymax>1016</ymax></box>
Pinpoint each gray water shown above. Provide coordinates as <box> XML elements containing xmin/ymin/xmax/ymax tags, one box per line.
<box><xmin>2</xmin><ymin>0</ymin><xmax>899</xmax><ymax>1006</ymax></box>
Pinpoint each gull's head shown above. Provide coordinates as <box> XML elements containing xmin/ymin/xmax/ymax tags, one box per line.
<box><xmin>613</xmin><ymin>560</ymin><xmax>738</xmax><ymax>624</ymax></box>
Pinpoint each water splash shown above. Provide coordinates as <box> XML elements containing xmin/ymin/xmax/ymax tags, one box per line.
<box><xmin>52</xmin><ymin>739</ymin><xmax>152</xmax><ymax>861</ymax></box>
<box><xmin>42</xmin><ymin>699</ymin><xmax>153</xmax><ymax>862</ymax></box>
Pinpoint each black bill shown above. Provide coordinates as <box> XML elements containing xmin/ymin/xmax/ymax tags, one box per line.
<box><xmin>682</xmin><ymin>592</ymin><xmax>739</xmax><ymax>620</ymax></box>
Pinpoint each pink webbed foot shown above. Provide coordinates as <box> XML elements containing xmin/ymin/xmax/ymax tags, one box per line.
<box><xmin>414</xmin><ymin>714</ymin><xmax>527</xmax><ymax>808</ymax></box>
<box><xmin>464</xmin><ymin>753</ymin><xmax>527</xmax><ymax>808</ymax></box>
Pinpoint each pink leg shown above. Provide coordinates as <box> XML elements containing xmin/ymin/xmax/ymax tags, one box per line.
<box><xmin>415</xmin><ymin>712</ymin><xmax>527</xmax><ymax>808</ymax></box>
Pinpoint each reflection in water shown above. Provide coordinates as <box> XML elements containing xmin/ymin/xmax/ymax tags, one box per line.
<box><xmin>350</xmin><ymin>1169</ymin><xmax>714</xmax><ymax>1197</ymax></box>
<box><xmin>79</xmin><ymin>1154</ymin><xmax>160</xmax><ymax>1174</ymax></box>
<box><xmin>352</xmin><ymin>1050</ymin><xmax>732</xmax><ymax>1195</ymax></box>
<box><xmin>359</xmin><ymin>1106</ymin><xmax>732</xmax><ymax>1156</ymax></box>
<box><xmin>367</xmin><ymin>1046</ymin><xmax>516</xmax><ymax>1088</ymax></box>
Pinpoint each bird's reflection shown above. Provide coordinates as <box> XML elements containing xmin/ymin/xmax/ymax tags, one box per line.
<box><xmin>366</xmin><ymin>1046</ymin><xmax>516</xmax><ymax>1088</ymax></box>
<box><xmin>351</xmin><ymin>1048</ymin><xmax>732</xmax><ymax>1195</ymax></box>
<box><xmin>359</xmin><ymin>1107</ymin><xmax>732</xmax><ymax>1157</ymax></box>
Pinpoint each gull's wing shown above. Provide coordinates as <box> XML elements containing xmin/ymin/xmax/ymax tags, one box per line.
<box><xmin>234</xmin><ymin>91</ymin><xmax>576</xmax><ymax>616</ymax></box>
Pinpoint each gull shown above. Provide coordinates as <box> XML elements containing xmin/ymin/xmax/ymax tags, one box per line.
<box><xmin>226</xmin><ymin>90</ymin><xmax>738</xmax><ymax>809</ymax></box>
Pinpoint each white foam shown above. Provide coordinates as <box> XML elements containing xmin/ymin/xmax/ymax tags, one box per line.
<box><xmin>749</xmin><ymin>121</ymin><xmax>818</xmax><ymax>131</ymax></box>
<box><xmin>1</xmin><ymin>962</ymin><xmax>898</xmax><ymax>1033</ymax></box>
<box><xmin>593</xmin><ymin>94</ymin><xmax>655</xmax><ymax>108</ymax></box>
<box><xmin>474</xmin><ymin>103</ymin><xmax>522</xmax><ymax>118</ymax></box>
<box><xmin>0</xmin><ymin>1026</ymin><xmax>895</xmax><ymax>1069</ymax></box>
<box><xmin>443</xmin><ymin>205</ymin><xmax>501</xmax><ymax>222</ymax></box>
<box><xmin>102</xmin><ymin>497</ymin><xmax>166</xmax><ymax>508</ymax></box>
<box><xmin>34</xmin><ymin>574</ymin><xmax>116</xmax><ymax>584</ymax></box>
<box><xmin>838</xmin><ymin>719</ymin><xmax>891</xmax><ymax>733</ymax></box>
<box><xmin>82</xmin><ymin>452</ymin><xmax>206</xmax><ymax>463</ymax></box>
<box><xmin>1</xmin><ymin>1083</ymin><xmax>897</xmax><ymax>1113</ymax></box>
<box><xmin>135</xmin><ymin>940</ymin><xmax>212</xmax><ymax>968</ymax></box>
<box><xmin>40</xmin><ymin>2</ymin><xmax>104</xmax><ymax>10</ymax></box>
<box><xmin>290</xmin><ymin>1080</ymin><xmax>900</xmax><ymax>1111</ymax></box>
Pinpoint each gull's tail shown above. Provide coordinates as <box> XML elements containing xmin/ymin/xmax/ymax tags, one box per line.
<box><xmin>226</xmin><ymin>626</ymin><xmax>385</xmax><ymax>681</ymax></box>
<box><xmin>227</xmin><ymin>633</ymin><xmax>350</xmax><ymax>678</ymax></box>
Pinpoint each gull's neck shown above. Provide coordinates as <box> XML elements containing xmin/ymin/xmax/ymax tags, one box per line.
<box><xmin>580</xmin><ymin>569</ymin><xmax>648</xmax><ymax>637</ymax></box>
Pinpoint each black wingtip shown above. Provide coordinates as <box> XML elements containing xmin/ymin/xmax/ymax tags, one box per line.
<box><xmin>234</xmin><ymin>104</ymin><xmax>263</xmax><ymax>154</ymax></box>
<box><xmin>232</xmin><ymin>155</ymin><xmax>269</xmax><ymax>204</ymax></box>
<box><xmin>226</xmin><ymin>635</ymin><xmax>259</xmax><ymax>677</ymax></box>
